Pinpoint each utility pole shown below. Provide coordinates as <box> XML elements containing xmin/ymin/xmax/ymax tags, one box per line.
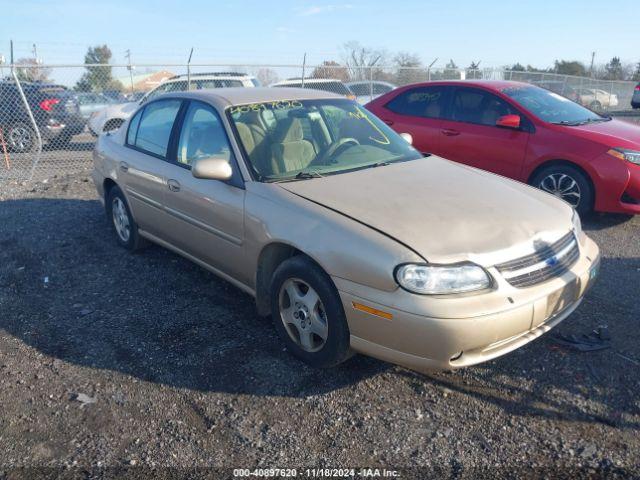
<box><xmin>187</xmin><ymin>47</ymin><xmax>193</xmax><ymax>91</ymax></box>
<box><xmin>125</xmin><ymin>49</ymin><xmax>134</xmax><ymax>93</ymax></box>
<box><xmin>589</xmin><ymin>51</ymin><xmax>596</xmax><ymax>78</ymax></box>
<box><xmin>301</xmin><ymin>52</ymin><xmax>307</xmax><ymax>87</ymax></box>
<box><xmin>10</xmin><ymin>39</ymin><xmax>14</xmax><ymax>75</ymax></box>
<box><xmin>32</xmin><ymin>43</ymin><xmax>38</xmax><ymax>60</ymax></box>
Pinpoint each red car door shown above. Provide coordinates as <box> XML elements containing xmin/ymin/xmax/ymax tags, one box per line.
<box><xmin>438</xmin><ymin>87</ymin><xmax>531</xmax><ymax>179</ymax></box>
<box><xmin>372</xmin><ymin>85</ymin><xmax>451</xmax><ymax>157</ymax></box>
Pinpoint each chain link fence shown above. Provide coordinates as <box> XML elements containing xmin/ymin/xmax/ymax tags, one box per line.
<box><xmin>1</xmin><ymin>63</ymin><xmax>638</xmax><ymax>182</ymax></box>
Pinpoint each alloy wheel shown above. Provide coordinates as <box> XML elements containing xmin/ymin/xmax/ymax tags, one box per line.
<box><xmin>278</xmin><ymin>278</ymin><xmax>328</xmax><ymax>353</ymax></box>
<box><xmin>539</xmin><ymin>173</ymin><xmax>581</xmax><ymax>208</ymax></box>
<box><xmin>112</xmin><ymin>197</ymin><xmax>131</xmax><ymax>243</ymax></box>
<box><xmin>8</xmin><ymin>124</ymin><xmax>34</xmax><ymax>153</ymax></box>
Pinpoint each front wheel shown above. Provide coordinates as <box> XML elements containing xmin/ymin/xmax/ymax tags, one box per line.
<box><xmin>270</xmin><ymin>256</ymin><xmax>352</xmax><ymax>368</ymax></box>
<box><xmin>7</xmin><ymin>122</ymin><xmax>37</xmax><ymax>153</ymax></box>
<box><xmin>530</xmin><ymin>164</ymin><xmax>594</xmax><ymax>216</ymax></box>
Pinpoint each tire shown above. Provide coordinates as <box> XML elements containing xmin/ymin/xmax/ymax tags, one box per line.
<box><xmin>270</xmin><ymin>255</ymin><xmax>352</xmax><ymax>369</ymax></box>
<box><xmin>6</xmin><ymin>122</ymin><xmax>37</xmax><ymax>153</ymax></box>
<box><xmin>106</xmin><ymin>185</ymin><xmax>147</xmax><ymax>251</ymax></box>
<box><xmin>590</xmin><ymin>101</ymin><xmax>602</xmax><ymax>111</ymax></box>
<box><xmin>530</xmin><ymin>164</ymin><xmax>594</xmax><ymax>217</ymax></box>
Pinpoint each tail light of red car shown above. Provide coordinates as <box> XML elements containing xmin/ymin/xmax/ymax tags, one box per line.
<box><xmin>635</xmin><ymin>85</ymin><xmax>640</xmax><ymax>91</ymax></box>
<box><xmin>39</xmin><ymin>98</ymin><xmax>61</xmax><ymax>111</ymax></box>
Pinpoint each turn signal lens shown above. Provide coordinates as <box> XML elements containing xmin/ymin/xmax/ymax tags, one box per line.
<box><xmin>608</xmin><ymin>148</ymin><xmax>640</xmax><ymax>165</ymax></box>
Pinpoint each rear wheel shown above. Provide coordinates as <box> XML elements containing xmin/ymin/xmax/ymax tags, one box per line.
<box><xmin>106</xmin><ymin>185</ymin><xmax>147</xmax><ymax>251</ymax></box>
<box><xmin>530</xmin><ymin>164</ymin><xmax>594</xmax><ymax>216</ymax></box>
<box><xmin>590</xmin><ymin>100</ymin><xmax>602</xmax><ymax>111</ymax></box>
<box><xmin>270</xmin><ymin>256</ymin><xmax>352</xmax><ymax>368</ymax></box>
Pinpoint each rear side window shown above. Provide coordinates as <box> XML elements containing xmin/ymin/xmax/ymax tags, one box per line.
<box><xmin>127</xmin><ymin>99</ymin><xmax>181</xmax><ymax>157</ymax></box>
<box><xmin>449</xmin><ymin>88</ymin><xmax>519</xmax><ymax>126</ymax></box>
<box><xmin>385</xmin><ymin>86</ymin><xmax>449</xmax><ymax>119</ymax></box>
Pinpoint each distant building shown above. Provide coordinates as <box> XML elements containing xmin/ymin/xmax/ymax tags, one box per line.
<box><xmin>116</xmin><ymin>70</ymin><xmax>175</xmax><ymax>92</ymax></box>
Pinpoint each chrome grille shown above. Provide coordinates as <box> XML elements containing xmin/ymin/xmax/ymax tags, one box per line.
<box><xmin>496</xmin><ymin>232</ymin><xmax>579</xmax><ymax>288</ymax></box>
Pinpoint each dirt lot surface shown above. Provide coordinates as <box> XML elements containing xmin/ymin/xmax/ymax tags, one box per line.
<box><xmin>0</xmin><ymin>172</ymin><xmax>639</xmax><ymax>479</ymax></box>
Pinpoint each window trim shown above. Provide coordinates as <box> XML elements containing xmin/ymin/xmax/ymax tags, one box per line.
<box><xmin>124</xmin><ymin>98</ymin><xmax>184</xmax><ymax>161</ymax></box>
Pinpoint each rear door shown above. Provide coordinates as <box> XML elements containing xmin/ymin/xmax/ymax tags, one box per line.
<box><xmin>160</xmin><ymin>100</ymin><xmax>248</xmax><ymax>284</ymax></box>
<box><xmin>119</xmin><ymin>98</ymin><xmax>183</xmax><ymax>237</ymax></box>
<box><xmin>438</xmin><ymin>87</ymin><xmax>531</xmax><ymax>179</ymax></box>
<box><xmin>374</xmin><ymin>85</ymin><xmax>451</xmax><ymax>156</ymax></box>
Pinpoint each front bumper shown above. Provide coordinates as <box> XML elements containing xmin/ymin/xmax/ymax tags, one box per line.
<box><xmin>335</xmin><ymin>236</ymin><xmax>600</xmax><ymax>372</ymax></box>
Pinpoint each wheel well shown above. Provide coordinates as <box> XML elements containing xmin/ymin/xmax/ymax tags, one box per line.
<box><xmin>528</xmin><ymin>159</ymin><xmax>595</xmax><ymax>190</ymax></box>
<box><xmin>103</xmin><ymin>178</ymin><xmax>117</xmax><ymax>203</ymax></box>
<box><xmin>255</xmin><ymin>243</ymin><xmax>304</xmax><ymax>317</ymax></box>
<box><xmin>103</xmin><ymin>118</ymin><xmax>125</xmax><ymax>132</ymax></box>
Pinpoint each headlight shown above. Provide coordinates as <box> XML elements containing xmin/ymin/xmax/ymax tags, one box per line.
<box><xmin>395</xmin><ymin>263</ymin><xmax>491</xmax><ymax>295</ymax></box>
<box><xmin>608</xmin><ymin>148</ymin><xmax>640</xmax><ymax>165</ymax></box>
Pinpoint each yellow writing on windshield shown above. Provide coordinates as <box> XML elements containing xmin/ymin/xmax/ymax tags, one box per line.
<box><xmin>348</xmin><ymin>107</ymin><xmax>390</xmax><ymax>145</ymax></box>
<box><xmin>230</xmin><ymin>100</ymin><xmax>303</xmax><ymax>115</ymax></box>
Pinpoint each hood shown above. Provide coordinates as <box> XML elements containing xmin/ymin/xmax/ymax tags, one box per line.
<box><xmin>279</xmin><ymin>157</ymin><xmax>574</xmax><ymax>265</ymax></box>
<box><xmin>561</xmin><ymin>118</ymin><xmax>640</xmax><ymax>149</ymax></box>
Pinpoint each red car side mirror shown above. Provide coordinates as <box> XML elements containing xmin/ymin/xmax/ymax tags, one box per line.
<box><xmin>496</xmin><ymin>114</ymin><xmax>521</xmax><ymax>129</ymax></box>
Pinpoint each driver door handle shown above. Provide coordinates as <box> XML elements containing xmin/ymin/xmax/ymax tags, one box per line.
<box><xmin>167</xmin><ymin>179</ymin><xmax>181</xmax><ymax>192</ymax></box>
<box><xmin>383</xmin><ymin>119</ymin><xmax>394</xmax><ymax>126</ymax></box>
<box><xmin>119</xmin><ymin>162</ymin><xmax>129</xmax><ymax>172</ymax></box>
<box><xmin>441</xmin><ymin>128</ymin><xmax>460</xmax><ymax>136</ymax></box>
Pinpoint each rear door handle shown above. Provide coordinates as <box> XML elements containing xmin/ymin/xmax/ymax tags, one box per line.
<box><xmin>119</xmin><ymin>162</ymin><xmax>129</xmax><ymax>172</ymax></box>
<box><xmin>383</xmin><ymin>119</ymin><xmax>394</xmax><ymax>126</ymax></box>
<box><xmin>167</xmin><ymin>179</ymin><xmax>181</xmax><ymax>192</ymax></box>
<box><xmin>441</xmin><ymin>129</ymin><xmax>460</xmax><ymax>136</ymax></box>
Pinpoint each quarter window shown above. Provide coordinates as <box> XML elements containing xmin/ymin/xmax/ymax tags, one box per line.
<box><xmin>177</xmin><ymin>101</ymin><xmax>233</xmax><ymax>166</ymax></box>
<box><xmin>385</xmin><ymin>86</ymin><xmax>448</xmax><ymax>119</ymax></box>
<box><xmin>129</xmin><ymin>99</ymin><xmax>181</xmax><ymax>157</ymax></box>
<box><xmin>450</xmin><ymin>88</ymin><xmax>519</xmax><ymax>126</ymax></box>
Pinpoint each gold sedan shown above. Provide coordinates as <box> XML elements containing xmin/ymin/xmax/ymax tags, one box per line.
<box><xmin>92</xmin><ymin>88</ymin><xmax>600</xmax><ymax>372</ymax></box>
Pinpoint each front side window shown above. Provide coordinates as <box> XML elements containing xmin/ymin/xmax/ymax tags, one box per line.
<box><xmin>177</xmin><ymin>101</ymin><xmax>233</xmax><ymax>166</ymax></box>
<box><xmin>128</xmin><ymin>99</ymin><xmax>181</xmax><ymax>157</ymax></box>
<box><xmin>502</xmin><ymin>85</ymin><xmax>607</xmax><ymax>125</ymax></box>
<box><xmin>229</xmin><ymin>99</ymin><xmax>422</xmax><ymax>181</ymax></box>
<box><xmin>385</xmin><ymin>86</ymin><xmax>449</xmax><ymax>119</ymax></box>
<box><xmin>449</xmin><ymin>88</ymin><xmax>520</xmax><ymax>126</ymax></box>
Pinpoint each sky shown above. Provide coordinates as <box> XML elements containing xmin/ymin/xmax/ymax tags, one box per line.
<box><xmin>2</xmin><ymin>0</ymin><xmax>639</xmax><ymax>70</ymax></box>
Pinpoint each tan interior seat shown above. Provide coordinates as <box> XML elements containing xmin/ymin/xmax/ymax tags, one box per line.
<box><xmin>270</xmin><ymin>118</ymin><xmax>316</xmax><ymax>174</ymax></box>
<box><xmin>236</xmin><ymin>117</ymin><xmax>271</xmax><ymax>175</ymax></box>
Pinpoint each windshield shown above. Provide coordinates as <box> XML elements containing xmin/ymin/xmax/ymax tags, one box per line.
<box><xmin>501</xmin><ymin>85</ymin><xmax>607</xmax><ymax>125</ymax></box>
<box><xmin>228</xmin><ymin>99</ymin><xmax>422</xmax><ymax>181</ymax></box>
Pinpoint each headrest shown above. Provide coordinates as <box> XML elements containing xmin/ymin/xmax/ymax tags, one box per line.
<box><xmin>274</xmin><ymin>118</ymin><xmax>304</xmax><ymax>143</ymax></box>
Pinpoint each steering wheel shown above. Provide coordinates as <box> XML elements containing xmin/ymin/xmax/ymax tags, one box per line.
<box><xmin>311</xmin><ymin>138</ymin><xmax>360</xmax><ymax>167</ymax></box>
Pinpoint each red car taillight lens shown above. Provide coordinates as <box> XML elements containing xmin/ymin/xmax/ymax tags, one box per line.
<box><xmin>39</xmin><ymin>98</ymin><xmax>60</xmax><ymax>111</ymax></box>
<box><xmin>635</xmin><ymin>85</ymin><xmax>640</xmax><ymax>91</ymax></box>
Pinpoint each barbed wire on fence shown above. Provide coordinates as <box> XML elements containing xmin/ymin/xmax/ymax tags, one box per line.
<box><xmin>1</xmin><ymin>64</ymin><xmax>638</xmax><ymax>182</ymax></box>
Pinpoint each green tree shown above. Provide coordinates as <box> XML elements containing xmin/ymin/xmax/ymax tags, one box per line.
<box><xmin>633</xmin><ymin>62</ymin><xmax>640</xmax><ymax>82</ymax></box>
<box><xmin>466</xmin><ymin>61</ymin><xmax>482</xmax><ymax>79</ymax></box>
<box><xmin>75</xmin><ymin>45</ymin><xmax>122</xmax><ymax>92</ymax></box>
<box><xmin>553</xmin><ymin>60</ymin><xmax>587</xmax><ymax>77</ymax></box>
<box><xmin>603</xmin><ymin>57</ymin><xmax>624</xmax><ymax>80</ymax></box>
<box><xmin>442</xmin><ymin>59</ymin><xmax>460</xmax><ymax>80</ymax></box>
<box><xmin>510</xmin><ymin>63</ymin><xmax>526</xmax><ymax>72</ymax></box>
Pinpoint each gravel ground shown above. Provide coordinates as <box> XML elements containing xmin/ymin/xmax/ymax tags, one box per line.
<box><xmin>0</xmin><ymin>172</ymin><xmax>639</xmax><ymax>479</ymax></box>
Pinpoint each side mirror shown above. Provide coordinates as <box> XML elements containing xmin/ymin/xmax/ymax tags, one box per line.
<box><xmin>399</xmin><ymin>132</ymin><xmax>413</xmax><ymax>145</ymax></box>
<box><xmin>496</xmin><ymin>114</ymin><xmax>521</xmax><ymax>129</ymax></box>
<box><xmin>192</xmin><ymin>156</ymin><xmax>233</xmax><ymax>181</ymax></box>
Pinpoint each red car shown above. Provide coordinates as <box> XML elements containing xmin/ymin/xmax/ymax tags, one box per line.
<box><xmin>366</xmin><ymin>80</ymin><xmax>640</xmax><ymax>216</ymax></box>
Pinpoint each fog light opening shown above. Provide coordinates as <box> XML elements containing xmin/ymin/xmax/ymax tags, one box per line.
<box><xmin>450</xmin><ymin>351</ymin><xmax>463</xmax><ymax>362</ymax></box>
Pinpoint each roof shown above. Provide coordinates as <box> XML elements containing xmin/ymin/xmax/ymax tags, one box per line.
<box><xmin>272</xmin><ymin>78</ymin><xmax>344</xmax><ymax>85</ymax></box>
<box><xmin>167</xmin><ymin>87</ymin><xmax>342</xmax><ymax>108</ymax></box>
<box><xmin>413</xmin><ymin>80</ymin><xmax>531</xmax><ymax>90</ymax></box>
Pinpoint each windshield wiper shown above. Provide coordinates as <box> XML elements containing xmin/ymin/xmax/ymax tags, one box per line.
<box><xmin>295</xmin><ymin>170</ymin><xmax>324</xmax><ymax>179</ymax></box>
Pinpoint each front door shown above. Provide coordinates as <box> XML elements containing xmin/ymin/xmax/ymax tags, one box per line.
<box><xmin>160</xmin><ymin>100</ymin><xmax>247</xmax><ymax>284</ymax></box>
<box><xmin>438</xmin><ymin>87</ymin><xmax>530</xmax><ymax>179</ymax></box>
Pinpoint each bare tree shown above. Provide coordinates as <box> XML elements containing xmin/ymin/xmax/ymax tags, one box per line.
<box><xmin>342</xmin><ymin>41</ymin><xmax>387</xmax><ymax>81</ymax></box>
<box><xmin>254</xmin><ymin>68</ymin><xmax>279</xmax><ymax>86</ymax></box>
<box><xmin>311</xmin><ymin>61</ymin><xmax>350</xmax><ymax>82</ymax></box>
<box><xmin>15</xmin><ymin>58</ymin><xmax>52</xmax><ymax>83</ymax></box>
<box><xmin>393</xmin><ymin>52</ymin><xmax>424</xmax><ymax>85</ymax></box>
